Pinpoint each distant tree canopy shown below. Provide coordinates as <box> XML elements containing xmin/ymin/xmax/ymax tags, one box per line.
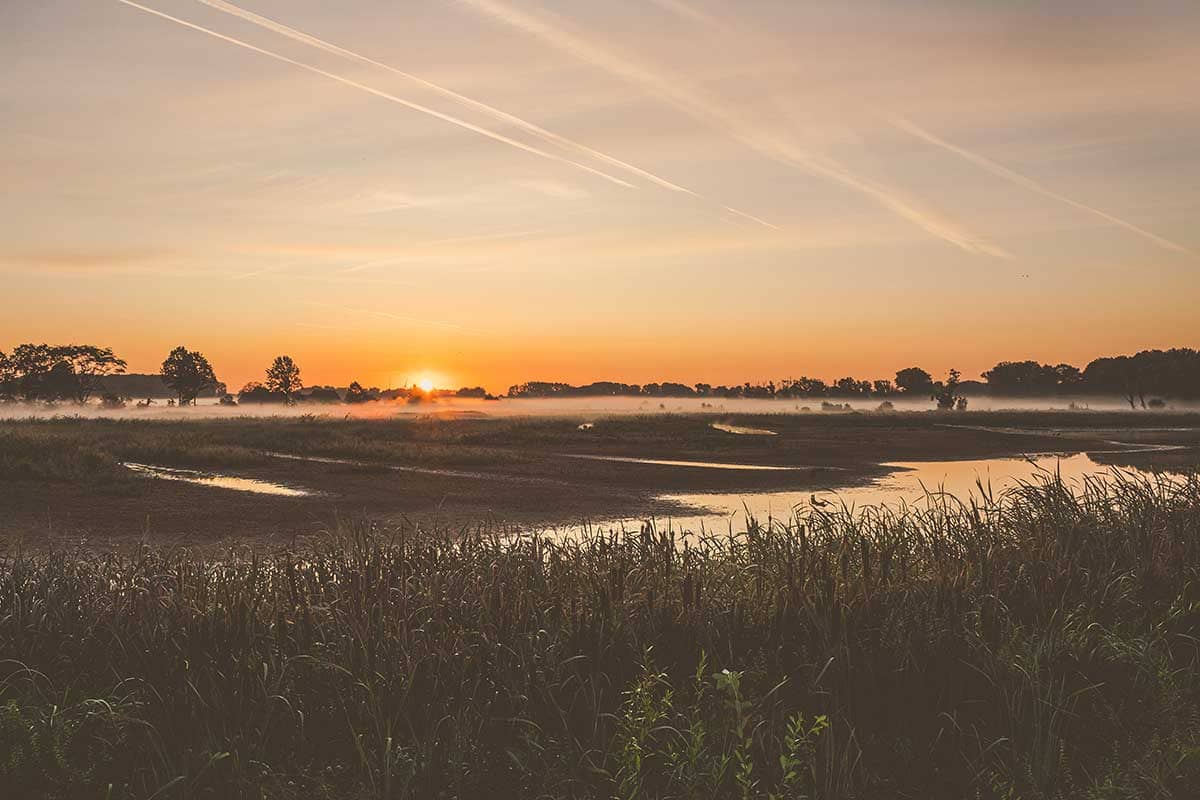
<box><xmin>982</xmin><ymin>361</ymin><xmax>1082</xmax><ymax>395</ymax></box>
<box><xmin>973</xmin><ymin>350</ymin><xmax>1199</xmax><ymax>408</ymax></box>
<box><xmin>238</xmin><ymin>382</ymin><xmax>287</xmax><ymax>404</ymax></box>
<box><xmin>161</xmin><ymin>346</ymin><xmax>218</xmax><ymax>406</ymax></box>
<box><xmin>873</xmin><ymin>379</ymin><xmax>896</xmax><ymax>396</ymax></box>
<box><xmin>1080</xmin><ymin>348</ymin><xmax>1200</xmax><ymax>408</ymax></box>
<box><xmin>499</xmin><ymin>352</ymin><xmax>1198</xmax><ymax>404</ymax></box>
<box><xmin>894</xmin><ymin>367</ymin><xmax>935</xmax><ymax>395</ymax></box>
<box><xmin>265</xmin><ymin>355</ymin><xmax>302</xmax><ymax>401</ymax></box>
<box><xmin>3</xmin><ymin>341</ymin><xmax>1197</xmax><ymax>408</ymax></box>
<box><xmin>99</xmin><ymin>373</ymin><xmax>226</xmax><ymax>400</ymax></box>
<box><xmin>304</xmin><ymin>386</ymin><xmax>341</xmax><ymax>403</ymax></box>
<box><xmin>0</xmin><ymin>343</ymin><xmax>126</xmax><ymax>402</ymax></box>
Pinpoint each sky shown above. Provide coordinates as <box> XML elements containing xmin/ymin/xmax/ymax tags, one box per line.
<box><xmin>2</xmin><ymin>0</ymin><xmax>1198</xmax><ymax>392</ymax></box>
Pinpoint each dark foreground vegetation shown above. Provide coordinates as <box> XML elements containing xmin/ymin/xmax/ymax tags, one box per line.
<box><xmin>3</xmin><ymin>472</ymin><xmax>1200</xmax><ymax>798</ymax></box>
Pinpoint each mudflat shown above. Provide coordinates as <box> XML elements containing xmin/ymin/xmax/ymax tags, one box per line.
<box><xmin>2</xmin><ymin>409</ymin><xmax>1198</xmax><ymax>545</ymax></box>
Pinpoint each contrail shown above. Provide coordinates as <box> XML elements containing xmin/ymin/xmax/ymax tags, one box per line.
<box><xmin>892</xmin><ymin>117</ymin><xmax>1191</xmax><ymax>254</ymax></box>
<box><xmin>647</xmin><ymin>0</ymin><xmax>724</xmax><ymax>32</ymax></box>
<box><xmin>190</xmin><ymin>0</ymin><xmax>775</xmax><ymax>228</ymax></box>
<box><xmin>112</xmin><ymin>0</ymin><xmax>637</xmax><ymax>189</ymax></box>
<box><xmin>461</xmin><ymin>0</ymin><xmax>1006</xmax><ymax>255</ymax></box>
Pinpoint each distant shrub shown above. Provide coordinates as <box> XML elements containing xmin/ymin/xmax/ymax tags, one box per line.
<box><xmin>303</xmin><ymin>387</ymin><xmax>341</xmax><ymax>403</ymax></box>
<box><xmin>237</xmin><ymin>382</ymin><xmax>287</xmax><ymax>404</ymax></box>
<box><xmin>344</xmin><ymin>381</ymin><xmax>374</xmax><ymax>404</ymax></box>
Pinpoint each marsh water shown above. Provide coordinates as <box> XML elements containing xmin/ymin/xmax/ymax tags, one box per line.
<box><xmin>122</xmin><ymin>463</ymin><xmax>316</xmax><ymax>497</ymax></box>
<box><xmin>99</xmin><ymin>411</ymin><xmax>1195</xmax><ymax>538</ymax></box>
<box><xmin>598</xmin><ymin>452</ymin><xmax>1189</xmax><ymax>534</ymax></box>
<box><xmin>561</xmin><ymin>454</ymin><xmax>813</xmax><ymax>471</ymax></box>
<box><xmin>121</xmin><ymin>448</ymin><xmax>1189</xmax><ymax>534</ymax></box>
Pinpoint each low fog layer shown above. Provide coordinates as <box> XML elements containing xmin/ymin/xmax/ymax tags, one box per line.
<box><xmin>2</xmin><ymin>395</ymin><xmax>1197</xmax><ymax>421</ymax></box>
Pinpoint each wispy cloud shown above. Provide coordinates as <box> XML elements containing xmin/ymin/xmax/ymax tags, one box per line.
<box><xmin>311</xmin><ymin>302</ymin><xmax>480</xmax><ymax>334</ymax></box>
<box><xmin>113</xmin><ymin>0</ymin><xmax>638</xmax><ymax>189</ymax></box>
<box><xmin>460</xmin><ymin>0</ymin><xmax>1005</xmax><ymax>256</ymax></box>
<box><xmin>891</xmin><ymin>117</ymin><xmax>1191</xmax><ymax>255</ymax></box>
<box><xmin>0</xmin><ymin>247</ymin><xmax>168</xmax><ymax>272</ymax></box>
<box><xmin>190</xmin><ymin>0</ymin><xmax>775</xmax><ymax>228</ymax></box>
<box><xmin>334</xmin><ymin>229</ymin><xmax>543</xmax><ymax>274</ymax></box>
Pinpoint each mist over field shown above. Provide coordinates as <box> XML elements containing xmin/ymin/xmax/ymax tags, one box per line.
<box><xmin>5</xmin><ymin>394</ymin><xmax>1197</xmax><ymax>421</ymax></box>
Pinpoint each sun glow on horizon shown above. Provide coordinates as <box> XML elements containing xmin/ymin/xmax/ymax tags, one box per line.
<box><xmin>409</xmin><ymin>371</ymin><xmax>445</xmax><ymax>393</ymax></box>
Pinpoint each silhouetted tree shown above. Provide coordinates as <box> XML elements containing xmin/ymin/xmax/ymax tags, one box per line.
<box><xmin>981</xmin><ymin>360</ymin><xmax>1085</xmax><ymax>395</ymax></box>
<box><xmin>0</xmin><ymin>350</ymin><xmax>13</xmax><ymax>400</ymax></box>
<box><xmin>8</xmin><ymin>344</ymin><xmax>57</xmax><ymax>400</ymax></box>
<box><xmin>60</xmin><ymin>345</ymin><xmax>127</xmax><ymax>403</ymax></box>
<box><xmin>833</xmin><ymin>377</ymin><xmax>872</xmax><ymax>397</ymax></box>
<box><xmin>161</xmin><ymin>346</ymin><xmax>217</xmax><ymax>406</ymax></box>
<box><xmin>304</xmin><ymin>386</ymin><xmax>341</xmax><ymax>403</ymax></box>
<box><xmin>507</xmin><ymin>382</ymin><xmax>574</xmax><ymax>398</ymax></box>
<box><xmin>238</xmin><ymin>381</ymin><xmax>286</xmax><ymax>404</ymax></box>
<box><xmin>1082</xmin><ymin>355</ymin><xmax>1141</xmax><ymax>408</ymax></box>
<box><xmin>933</xmin><ymin>369</ymin><xmax>966</xmax><ymax>410</ymax></box>
<box><xmin>1053</xmin><ymin>363</ymin><xmax>1083</xmax><ymax>390</ymax></box>
<box><xmin>577</xmin><ymin>382</ymin><xmax>642</xmax><ymax>396</ymax></box>
<box><xmin>895</xmin><ymin>367</ymin><xmax>934</xmax><ymax>395</ymax></box>
<box><xmin>344</xmin><ymin>381</ymin><xmax>371</xmax><ymax>403</ymax></box>
<box><xmin>1076</xmin><ymin>349</ymin><xmax>1200</xmax><ymax>407</ymax></box>
<box><xmin>872</xmin><ymin>379</ymin><xmax>896</xmax><ymax>396</ymax></box>
<box><xmin>781</xmin><ymin>377</ymin><xmax>828</xmax><ymax>397</ymax></box>
<box><xmin>265</xmin><ymin>355</ymin><xmax>303</xmax><ymax>402</ymax></box>
<box><xmin>0</xmin><ymin>343</ymin><xmax>124</xmax><ymax>402</ymax></box>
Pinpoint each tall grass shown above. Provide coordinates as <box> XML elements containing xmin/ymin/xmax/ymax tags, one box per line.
<box><xmin>2</xmin><ymin>471</ymin><xmax>1199</xmax><ymax>798</ymax></box>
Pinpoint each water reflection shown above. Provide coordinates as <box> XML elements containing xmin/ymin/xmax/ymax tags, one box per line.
<box><xmin>711</xmin><ymin>423</ymin><xmax>777</xmax><ymax>436</ymax></box>
<box><xmin>122</xmin><ymin>462</ymin><xmax>315</xmax><ymax>497</ymax></box>
<box><xmin>653</xmin><ymin>452</ymin><xmax>1187</xmax><ymax>531</ymax></box>
<box><xmin>563</xmin><ymin>454</ymin><xmax>815</xmax><ymax>471</ymax></box>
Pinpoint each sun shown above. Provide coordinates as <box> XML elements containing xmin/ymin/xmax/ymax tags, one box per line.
<box><xmin>416</xmin><ymin>377</ymin><xmax>435</xmax><ymax>393</ymax></box>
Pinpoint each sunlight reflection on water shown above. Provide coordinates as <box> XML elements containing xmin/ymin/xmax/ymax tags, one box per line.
<box><xmin>654</xmin><ymin>452</ymin><xmax>1185</xmax><ymax>531</ymax></box>
<box><xmin>562</xmin><ymin>453</ymin><xmax>816</xmax><ymax>471</ymax></box>
<box><xmin>710</xmin><ymin>422</ymin><xmax>777</xmax><ymax>436</ymax></box>
<box><xmin>122</xmin><ymin>462</ymin><xmax>315</xmax><ymax>497</ymax></box>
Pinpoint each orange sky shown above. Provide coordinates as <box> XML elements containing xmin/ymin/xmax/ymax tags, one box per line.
<box><xmin>3</xmin><ymin>0</ymin><xmax>1197</xmax><ymax>392</ymax></box>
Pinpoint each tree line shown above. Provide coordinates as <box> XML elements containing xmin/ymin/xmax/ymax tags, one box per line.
<box><xmin>507</xmin><ymin>349</ymin><xmax>1200</xmax><ymax>407</ymax></box>
<box><xmin>0</xmin><ymin>344</ymin><xmax>226</xmax><ymax>407</ymax></box>
<box><xmin>3</xmin><ymin>342</ymin><xmax>1198</xmax><ymax>408</ymax></box>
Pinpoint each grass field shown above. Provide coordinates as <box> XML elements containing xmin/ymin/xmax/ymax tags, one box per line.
<box><xmin>3</xmin><ymin>469</ymin><xmax>1200</xmax><ymax>798</ymax></box>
